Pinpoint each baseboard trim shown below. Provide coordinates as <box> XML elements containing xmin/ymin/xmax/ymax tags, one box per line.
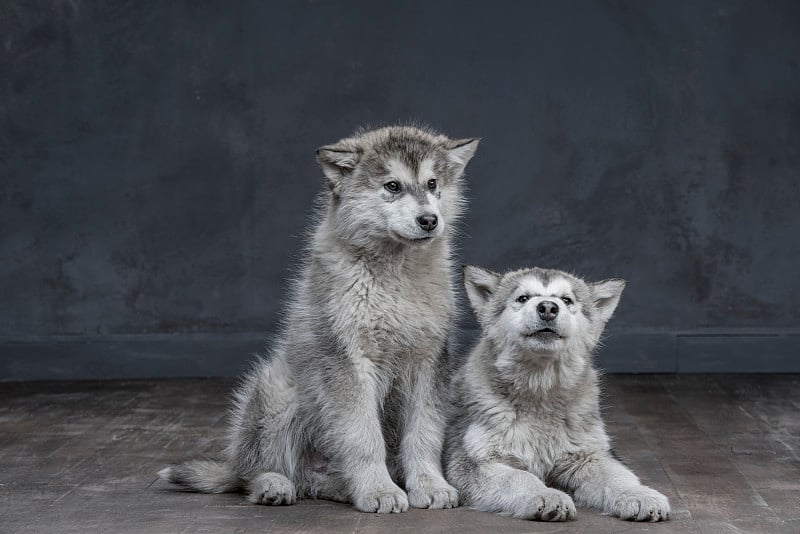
<box><xmin>1</xmin><ymin>329</ymin><xmax>798</xmax><ymax>380</ymax></box>
<box><xmin>0</xmin><ymin>333</ymin><xmax>268</xmax><ymax>381</ymax></box>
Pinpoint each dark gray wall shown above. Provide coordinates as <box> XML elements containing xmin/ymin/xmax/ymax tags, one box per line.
<box><xmin>2</xmin><ymin>1</ymin><xmax>799</xmax><ymax>378</ymax></box>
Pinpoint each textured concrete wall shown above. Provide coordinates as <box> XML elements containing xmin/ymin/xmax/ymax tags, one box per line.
<box><xmin>1</xmin><ymin>1</ymin><xmax>799</xmax><ymax>376</ymax></box>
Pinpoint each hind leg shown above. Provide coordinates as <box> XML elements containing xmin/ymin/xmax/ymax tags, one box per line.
<box><xmin>226</xmin><ymin>356</ymin><xmax>302</xmax><ymax>490</ymax></box>
<box><xmin>247</xmin><ymin>472</ymin><xmax>297</xmax><ymax>505</ymax></box>
<box><xmin>306</xmin><ymin>466</ymin><xmax>351</xmax><ymax>504</ymax></box>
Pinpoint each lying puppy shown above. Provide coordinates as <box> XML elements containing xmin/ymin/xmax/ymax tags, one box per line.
<box><xmin>444</xmin><ymin>266</ymin><xmax>670</xmax><ymax>522</ymax></box>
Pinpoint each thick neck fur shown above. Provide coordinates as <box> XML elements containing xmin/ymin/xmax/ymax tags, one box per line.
<box><xmin>472</xmin><ymin>337</ymin><xmax>592</xmax><ymax>404</ymax></box>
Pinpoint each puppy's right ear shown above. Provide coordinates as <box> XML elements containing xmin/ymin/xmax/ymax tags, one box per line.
<box><xmin>463</xmin><ymin>265</ymin><xmax>501</xmax><ymax>315</ymax></box>
<box><xmin>316</xmin><ymin>145</ymin><xmax>361</xmax><ymax>196</ymax></box>
<box><xmin>445</xmin><ymin>138</ymin><xmax>480</xmax><ymax>177</ymax></box>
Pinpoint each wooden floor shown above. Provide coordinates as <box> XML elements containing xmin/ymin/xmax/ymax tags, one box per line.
<box><xmin>1</xmin><ymin>375</ymin><xmax>798</xmax><ymax>533</ymax></box>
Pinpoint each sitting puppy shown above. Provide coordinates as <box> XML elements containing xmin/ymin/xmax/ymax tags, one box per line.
<box><xmin>444</xmin><ymin>266</ymin><xmax>670</xmax><ymax>522</ymax></box>
<box><xmin>160</xmin><ymin>127</ymin><xmax>478</xmax><ymax>513</ymax></box>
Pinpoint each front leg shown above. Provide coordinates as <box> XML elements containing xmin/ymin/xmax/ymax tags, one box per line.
<box><xmin>456</xmin><ymin>460</ymin><xmax>576</xmax><ymax>521</ymax></box>
<box><xmin>314</xmin><ymin>358</ymin><xmax>408</xmax><ymax>514</ymax></box>
<box><xmin>551</xmin><ymin>451</ymin><xmax>670</xmax><ymax>522</ymax></box>
<box><xmin>398</xmin><ymin>356</ymin><xmax>458</xmax><ymax>509</ymax></box>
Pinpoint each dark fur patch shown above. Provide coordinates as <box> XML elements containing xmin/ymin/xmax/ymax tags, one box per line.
<box><xmin>373</xmin><ymin>134</ymin><xmax>436</xmax><ymax>175</ymax></box>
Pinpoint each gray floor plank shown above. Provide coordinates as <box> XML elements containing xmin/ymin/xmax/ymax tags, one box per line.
<box><xmin>1</xmin><ymin>376</ymin><xmax>798</xmax><ymax>533</ymax></box>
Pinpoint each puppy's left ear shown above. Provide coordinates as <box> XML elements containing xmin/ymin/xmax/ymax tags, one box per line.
<box><xmin>445</xmin><ymin>138</ymin><xmax>480</xmax><ymax>176</ymax></box>
<box><xmin>590</xmin><ymin>279</ymin><xmax>626</xmax><ymax>324</ymax></box>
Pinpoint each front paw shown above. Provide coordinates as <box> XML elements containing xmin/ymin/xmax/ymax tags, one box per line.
<box><xmin>614</xmin><ymin>486</ymin><xmax>670</xmax><ymax>522</ymax></box>
<box><xmin>526</xmin><ymin>488</ymin><xmax>576</xmax><ymax>521</ymax></box>
<box><xmin>407</xmin><ymin>479</ymin><xmax>459</xmax><ymax>509</ymax></box>
<box><xmin>353</xmin><ymin>484</ymin><xmax>409</xmax><ymax>514</ymax></box>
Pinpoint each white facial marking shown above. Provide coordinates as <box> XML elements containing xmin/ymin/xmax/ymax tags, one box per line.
<box><xmin>381</xmin><ymin>158</ymin><xmax>443</xmax><ymax>242</ymax></box>
<box><xmin>385</xmin><ymin>159</ymin><xmax>415</xmax><ymax>185</ymax></box>
<box><xmin>542</xmin><ymin>278</ymin><xmax>573</xmax><ymax>299</ymax></box>
<box><xmin>517</xmin><ymin>276</ymin><xmax>572</xmax><ymax>300</ymax></box>
<box><xmin>417</xmin><ymin>158</ymin><xmax>435</xmax><ymax>184</ymax></box>
<box><xmin>517</xmin><ymin>277</ymin><xmax>547</xmax><ymax>298</ymax></box>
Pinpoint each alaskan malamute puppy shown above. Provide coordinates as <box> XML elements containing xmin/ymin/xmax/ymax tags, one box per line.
<box><xmin>444</xmin><ymin>266</ymin><xmax>670</xmax><ymax>522</ymax></box>
<box><xmin>160</xmin><ymin>127</ymin><xmax>478</xmax><ymax>513</ymax></box>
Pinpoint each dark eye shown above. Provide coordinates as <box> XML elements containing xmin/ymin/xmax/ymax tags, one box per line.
<box><xmin>384</xmin><ymin>181</ymin><xmax>401</xmax><ymax>193</ymax></box>
<box><xmin>561</xmin><ymin>296</ymin><xmax>573</xmax><ymax>305</ymax></box>
<box><xmin>516</xmin><ymin>295</ymin><xmax>529</xmax><ymax>304</ymax></box>
<box><xmin>427</xmin><ymin>178</ymin><xmax>437</xmax><ymax>191</ymax></box>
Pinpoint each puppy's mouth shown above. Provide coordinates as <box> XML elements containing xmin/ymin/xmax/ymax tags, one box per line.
<box><xmin>524</xmin><ymin>328</ymin><xmax>562</xmax><ymax>341</ymax></box>
<box><xmin>390</xmin><ymin>232</ymin><xmax>436</xmax><ymax>245</ymax></box>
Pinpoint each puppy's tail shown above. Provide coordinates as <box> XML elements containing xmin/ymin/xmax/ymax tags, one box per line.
<box><xmin>158</xmin><ymin>459</ymin><xmax>241</xmax><ymax>493</ymax></box>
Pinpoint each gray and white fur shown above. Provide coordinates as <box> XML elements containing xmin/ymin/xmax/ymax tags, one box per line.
<box><xmin>444</xmin><ymin>266</ymin><xmax>670</xmax><ymax>522</ymax></box>
<box><xmin>159</xmin><ymin>126</ymin><xmax>479</xmax><ymax>513</ymax></box>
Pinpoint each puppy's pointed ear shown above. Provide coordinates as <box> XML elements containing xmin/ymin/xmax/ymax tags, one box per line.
<box><xmin>463</xmin><ymin>265</ymin><xmax>501</xmax><ymax>315</ymax></box>
<box><xmin>316</xmin><ymin>145</ymin><xmax>361</xmax><ymax>195</ymax></box>
<box><xmin>590</xmin><ymin>279</ymin><xmax>626</xmax><ymax>324</ymax></box>
<box><xmin>445</xmin><ymin>138</ymin><xmax>480</xmax><ymax>176</ymax></box>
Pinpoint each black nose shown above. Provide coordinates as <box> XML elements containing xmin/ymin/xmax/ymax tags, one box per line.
<box><xmin>537</xmin><ymin>300</ymin><xmax>559</xmax><ymax>321</ymax></box>
<box><xmin>416</xmin><ymin>214</ymin><xmax>438</xmax><ymax>231</ymax></box>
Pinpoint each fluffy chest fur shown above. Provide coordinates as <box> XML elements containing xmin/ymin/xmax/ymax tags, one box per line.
<box><xmin>463</xmin><ymin>397</ymin><xmax>572</xmax><ymax>478</ymax></box>
<box><xmin>459</xmin><ymin>354</ymin><xmax>608</xmax><ymax>479</ymax></box>
<box><xmin>316</xmin><ymin>239</ymin><xmax>453</xmax><ymax>367</ymax></box>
